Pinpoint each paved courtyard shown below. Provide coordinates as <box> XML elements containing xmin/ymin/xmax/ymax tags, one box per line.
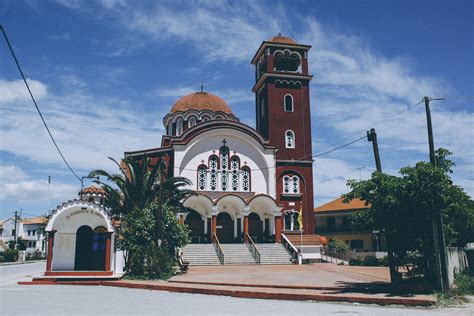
<box><xmin>170</xmin><ymin>264</ymin><xmax>391</xmax><ymax>288</ymax></box>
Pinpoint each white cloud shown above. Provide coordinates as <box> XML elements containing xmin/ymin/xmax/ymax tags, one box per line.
<box><xmin>0</xmin><ymin>79</ymin><xmax>47</xmax><ymax>104</ymax></box>
<box><xmin>0</xmin><ymin>165</ymin><xmax>76</xmax><ymax>204</ymax></box>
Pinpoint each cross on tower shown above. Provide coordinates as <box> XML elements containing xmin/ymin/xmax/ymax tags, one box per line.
<box><xmin>222</xmin><ymin>139</ymin><xmax>227</xmax><ymax>147</ymax></box>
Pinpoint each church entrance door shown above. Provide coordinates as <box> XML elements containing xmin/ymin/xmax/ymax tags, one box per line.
<box><xmin>74</xmin><ymin>225</ymin><xmax>107</xmax><ymax>271</ymax></box>
<box><xmin>185</xmin><ymin>210</ymin><xmax>205</xmax><ymax>243</ymax></box>
<box><xmin>248</xmin><ymin>212</ymin><xmax>263</xmax><ymax>243</ymax></box>
<box><xmin>216</xmin><ymin>212</ymin><xmax>234</xmax><ymax>243</ymax></box>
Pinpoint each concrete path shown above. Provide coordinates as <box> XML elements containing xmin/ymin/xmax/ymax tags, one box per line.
<box><xmin>4</xmin><ymin>283</ymin><xmax>473</xmax><ymax>315</ymax></box>
<box><xmin>0</xmin><ymin>261</ymin><xmax>45</xmax><ymax>285</ymax></box>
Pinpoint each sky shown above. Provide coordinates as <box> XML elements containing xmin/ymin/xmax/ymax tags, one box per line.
<box><xmin>0</xmin><ymin>0</ymin><xmax>473</xmax><ymax>219</ymax></box>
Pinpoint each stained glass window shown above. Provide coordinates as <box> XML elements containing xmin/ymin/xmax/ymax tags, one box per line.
<box><xmin>198</xmin><ymin>166</ymin><xmax>207</xmax><ymax>190</ymax></box>
<box><xmin>231</xmin><ymin>156</ymin><xmax>239</xmax><ymax>191</ymax></box>
<box><xmin>209</xmin><ymin>156</ymin><xmax>218</xmax><ymax>191</ymax></box>
<box><xmin>242</xmin><ymin>167</ymin><xmax>250</xmax><ymax>191</ymax></box>
<box><xmin>283</xmin><ymin>176</ymin><xmax>290</xmax><ymax>194</ymax></box>
<box><xmin>285</xmin><ymin>130</ymin><xmax>295</xmax><ymax>148</ymax></box>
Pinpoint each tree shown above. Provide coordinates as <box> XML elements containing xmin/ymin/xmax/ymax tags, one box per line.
<box><xmin>344</xmin><ymin>148</ymin><xmax>473</xmax><ymax>286</ymax></box>
<box><xmin>89</xmin><ymin>156</ymin><xmax>194</xmax><ymax>279</ymax></box>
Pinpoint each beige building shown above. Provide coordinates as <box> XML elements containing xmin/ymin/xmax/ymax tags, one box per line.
<box><xmin>314</xmin><ymin>197</ymin><xmax>383</xmax><ymax>252</ymax></box>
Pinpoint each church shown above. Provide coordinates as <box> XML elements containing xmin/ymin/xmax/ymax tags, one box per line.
<box><xmin>125</xmin><ymin>35</ymin><xmax>316</xmax><ymax>245</ymax></box>
<box><xmin>41</xmin><ymin>35</ymin><xmax>325</xmax><ymax>276</ymax></box>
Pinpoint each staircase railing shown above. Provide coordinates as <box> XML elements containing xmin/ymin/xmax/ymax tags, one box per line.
<box><xmin>281</xmin><ymin>233</ymin><xmax>298</xmax><ymax>263</ymax></box>
<box><xmin>212</xmin><ymin>233</ymin><xmax>224</xmax><ymax>265</ymax></box>
<box><xmin>245</xmin><ymin>233</ymin><xmax>260</xmax><ymax>264</ymax></box>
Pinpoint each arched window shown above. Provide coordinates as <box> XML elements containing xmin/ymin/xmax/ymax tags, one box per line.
<box><xmin>197</xmin><ymin>165</ymin><xmax>207</xmax><ymax>191</ymax></box>
<box><xmin>220</xmin><ymin>146</ymin><xmax>229</xmax><ymax>191</ymax></box>
<box><xmin>230</xmin><ymin>156</ymin><xmax>240</xmax><ymax>191</ymax></box>
<box><xmin>176</xmin><ymin>118</ymin><xmax>183</xmax><ymax>136</ymax></box>
<box><xmin>241</xmin><ymin>166</ymin><xmax>250</xmax><ymax>192</ymax></box>
<box><xmin>260</xmin><ymin>99</ymin><xmax>265</xmax><ymax>117</ymax></box>
<box><xmin>284</xmin><ymin>94</ymin><xmax>293</xmax><ymax>112</ymax></box>
<box><xmin>282</xmin><ymin>174</ymin><xmax>300</xmax><ymax>194</ymax></box>
<box><xmin>283</xmin><ymin>176</ymin><xmax>291</xmax><ymax>194</ymax></box>
<box><xmin>285</xmin><ymin>130</ymin><xmax>295</xmax><ymax>148</ymax></box>
<box><xmin>202</xmin><ymin>116</ymin><xmax>210</xmax><ymax>122</ymax></box>
<box><xmin>292</xmin><ymin>176</ymin><xmax>300</xmax><ymax>194</ymax></box>
<box><xmin>188</xmin><ymin>116</ymin><xmax>197</xmax><ymax>128</ymax></box>
<box><xmin>209</xmin><ymin>155</ymin><xmax>218</xmax><ymax>191</ymax></box>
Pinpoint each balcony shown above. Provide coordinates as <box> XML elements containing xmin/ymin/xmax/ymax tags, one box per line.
<box><xmin>316</xmin><ymin>225</ymin><xmax>372</xmax><ymax>235</ymax></box>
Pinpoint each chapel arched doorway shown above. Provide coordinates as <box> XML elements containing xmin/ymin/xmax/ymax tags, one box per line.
<box><xmin>216</xmin><ymin>212</ymin><xmax>234</xmax><ymax>243</ymax></box>
<box><xmin>74</xmin><ymin>225</ymin><xmax>107</xmax><ymax>271</ymax></box>
<box><xmin>185</xmin><ymin>210</ymin><xmax>205</xmax><ymax>243</ymax></box>
<box><xmin>248</xmin><ymin>212</ymin><xmax>263</xmax><ymax>243</ymax></box>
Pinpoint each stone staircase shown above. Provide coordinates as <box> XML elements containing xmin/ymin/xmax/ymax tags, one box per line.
<box><xmin>181</xmin><ymin>244</ymin><xmax>221</xmax><ymax>266</ymax></box>
<box><xmin>256</xmin><ymin>243</ymin><xmax>293</xmax><ymax>265</ymax></box>
<box><xmin>181</xmin><ymin>243</ymin><xmax>293</xmax><ymax>265</ymax></box>
<box><xmin>221</xmin><ymin>243</ymin><xmax>257</xmax><ymax>265</ymax></box>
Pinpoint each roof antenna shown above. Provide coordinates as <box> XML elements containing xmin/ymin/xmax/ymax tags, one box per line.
<box><xmin>200</xmin><ymin>81</ymin><xmax>204</xmax><ymax>93</ymax></box>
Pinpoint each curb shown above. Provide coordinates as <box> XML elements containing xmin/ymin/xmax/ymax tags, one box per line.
<box><xmin>17</xmin><ymin>280</ymin><xmax>436</xmax><ymax>306</ymax></box>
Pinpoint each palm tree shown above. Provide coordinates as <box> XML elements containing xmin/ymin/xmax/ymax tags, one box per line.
<box><xmin>89</xmin><ymin>156</ymin><xmax>194</xmax><ymax>237</ymax></box>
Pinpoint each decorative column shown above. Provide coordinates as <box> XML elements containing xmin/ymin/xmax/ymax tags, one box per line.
<box><xmin>275</xmin><ymin>215</ymin><xmax>282</xmax><ymax>243</ymax></box>
<box><xmin>104</xmin><ymin>232</ymin><xmax>113</xmax><ymax>272</ymax></box>
<box><xmin>211</xmin><ymin>206</ymin><xmax>217</xmax><ymax>238</ymax></box>
<box><xmin>243</xmin><ymin>206</ymin><xmax>249</xmax><ymax>242</ymax></box>
<box><xmin>45</xmin><ymin>230</ymin><xmax>56</xmax><ymax>272</ymax></box>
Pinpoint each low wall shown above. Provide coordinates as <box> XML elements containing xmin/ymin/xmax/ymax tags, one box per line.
<box><xmin>350</xmin><ymin>251</ymin><xmax>387</xmax><ymax>260</ymax></box>
<box><xmin>446</xmin><ymin>247</ymin><xmax>469</xmax><ymax>288</ymax></box>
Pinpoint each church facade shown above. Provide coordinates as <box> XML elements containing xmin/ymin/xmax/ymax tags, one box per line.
<box><xmin>126</xmin><ymin>35</ymin><xmax>315</xmax><ymax>244</ymax></box>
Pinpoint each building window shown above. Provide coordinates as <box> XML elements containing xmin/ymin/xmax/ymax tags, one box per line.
<box><xmin>230</xmin><ymin>156</ymin><xmax>240</xmax><ymax>191</ymax></box>
<box><xmin>188</xmin><ymin>116</ymin><xmax>197</xmax><ymax>127</ymax></box>
<box><xmin>220</xmin><ymin>146</ymin><xmax>229</xmax><ymax>191</ymax></box>
<box><xmin>176</xmin><ymin>118</ymin><xmax>183</xmax><ymax>136</ymax></box>
<box><xmin>283</xmin><ymin>175</ymin><xmax>300</xmax><ymax>194</ymax></box>
<box><xmin>242</xmin><ymin>166</ymin><xmax>250</xmax><ymax>192</ymax></box>
<box><xmin>285</xmin><ymin>130</ymin><xmax>295</xmax><ymax>148</ymax></box>
<box><xmin>198</xmin><ymin>165</ymin><xmax>207</xmax><ymax>191</ymax></box>
<box><xmin>32</xmin><ymin>230</ymin><xmax>36</xmax><ymax>236</ymax></box>
<box><xmin>284</xmin><ymin>94</ymin><xmax>293</xmax><ymax>112</ymax></box>
<box><xmin>284</xmin><ymin>211</ymin><xmax>300</xmax><ymax>231</ymax></box>
<box><xmin>28</xmin><ymin>230</ymin><xmax>31</xmax><ymax>236</ymax></box>
<box><xmin>327</xmin><ymin>217</ymin><xmax>336</xmax><ymax>232</ymax></box>
<box><xmin>202</xmin><ymin>116</ymin><xmax>210</xmax><ymax>122</ymax></box>
<box><xmin>350</xmin><ymin>240</ymin><xmax>364</xmax><ymax>249</ymax></box>
<box><xmin>209</xmin><ymin>155</ymin><xmax>218</xmax><ymax>191</ymax></box>
<box><xmin>261</xmin><ymin>99</ymin><xmax>265</xmax><ymax>117</ymax></box>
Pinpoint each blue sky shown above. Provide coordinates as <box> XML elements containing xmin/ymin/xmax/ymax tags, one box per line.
<box><xmin>0</xmin><ymin>0</ymin><xmax>473</xmax><ymax>219</ymax></box>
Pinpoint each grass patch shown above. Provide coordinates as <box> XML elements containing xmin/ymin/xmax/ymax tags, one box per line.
<box><xmin>436</xmin><ymin>272</ymin><xmax>473</xmax><ymax>306</ymax></box>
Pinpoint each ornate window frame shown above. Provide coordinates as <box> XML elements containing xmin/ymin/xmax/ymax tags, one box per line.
<box><xmin>284</xmin><ymin>94</ymin><xmax>294</xmax><ymax>112</ymax></box>
<box><xmin>285</xmin><ymin>130</ymin><xmax>295</xmax><ymax>148</ymax></box>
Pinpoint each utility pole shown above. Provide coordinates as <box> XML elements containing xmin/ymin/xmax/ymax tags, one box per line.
<box><xmin>367</xmin><ymin>128</ymin><xmax>399</xmax><ymax>284</ymax></box>
<box><xmin>13</xmin><ymin>210</ymin><xmax>18</xmax><ymax>250</ymax></box>
<box><xmin>424</xmin><ymin>96</ymin><xmax>449</xmax><ymax>292</ymax></box>
<box><xmin>367</xmin><ymin>128</ymin><xmax>382</xmax><ymax>172</ymax></box>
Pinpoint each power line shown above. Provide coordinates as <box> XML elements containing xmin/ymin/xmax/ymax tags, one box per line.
<box><xmin>433</xmin><ymin>96</ymin><xmax>474</xmax><ymax>101</ymax></box>
<box><xmin>0</xmin><ymin>25</ymin><xmax>82</xmax><ymax>183</ymax></box>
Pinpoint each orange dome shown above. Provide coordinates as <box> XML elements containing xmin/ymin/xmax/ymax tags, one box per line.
<box><xmin>170</xmin><ymin>92</ymin><xmax>233</xmax><ymax>114</ymax></box>
<box><xmin>268</xmin><ymin>35</ymin><xmax>297</xmax><ymax>45</ymax></box>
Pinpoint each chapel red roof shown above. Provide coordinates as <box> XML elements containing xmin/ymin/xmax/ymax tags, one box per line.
<box><xmin>79</xmin><ymin>185</ymin><xmax>106</xmax><ymax>196</ymax></box>
<box><xmin>170</xmin><ymin>92</ymin><xmax>233</xmax><ymax>114</ymax></box>
<box><xmin>284</xmin><ymin>231</ymin><xmax>328</xmax><ymax>246</ymax></box>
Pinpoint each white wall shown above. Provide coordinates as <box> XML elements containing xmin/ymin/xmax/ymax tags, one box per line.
<box><xmin>174</xmin><ymin>128</ymin><xmax>276</xmax><ymax>197</ymax></box>
<box><xmin>446</xmin><ymin>247</ymin><xmax>469</xmax><ymax>288</ymax></box>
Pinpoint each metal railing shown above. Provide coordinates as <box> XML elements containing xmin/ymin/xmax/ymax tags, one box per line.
<box><xmin>245</xmin><ymin>233</ymin><xmax>260</xmax><ymax>264</ymax></box>
<box><xmin>212</xmin><ymin>233</ymin><xmax>224</xmax><ymax>265</ymax></box>
<box><xmin>281</xmin><ymin>233</ymin><xmax>298</xmax><ymax>263</ymax></box>
<box><xmin>321</xmin><ymin>246</ymin><xmax>351</xmax><ymax>263</ymax></box>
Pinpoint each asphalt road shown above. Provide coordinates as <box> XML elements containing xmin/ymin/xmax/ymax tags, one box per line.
<box><xmin>1</xmin><ymin>262</ymin><xmax>473</xmax><ymax>315</ymax></box>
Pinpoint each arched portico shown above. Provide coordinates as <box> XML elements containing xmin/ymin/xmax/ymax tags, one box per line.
<box><xmin>45</xmin><ymin>200</ymin><xmax>114</xmax><ymax>274</ymax></box>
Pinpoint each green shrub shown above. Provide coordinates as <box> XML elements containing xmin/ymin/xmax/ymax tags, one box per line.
<box><xmin>363</xmin><ymin>255</ymin><xmax>379</xmax><ymax>266</ymax></box>
<box><xmin>328</xmin><ymin>239</ymin><xmax>349</xmax><ymax>253</ymax></box>
<box><xmin>4</xmin><ymin>249</ymin><xmax>18</xmax><ymax>262</ymax></box>
<box><xmin>379</xmin><ymin>256</ymin><xmax>389</xmax><ymax>266</ymax></box>
<box><xmin>349</xmin><ymin>258</ymin><xmax>362</xmax><ymax>266</ymax></box>
<box><xmin>453</xmin><ymin>271</ymin><xmax>474</xmax><ymax>295</ymax></box>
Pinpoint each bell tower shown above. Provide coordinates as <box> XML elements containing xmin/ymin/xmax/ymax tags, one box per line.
<box><xmin>251</xmin><ymin>34</ymin><xmax>315</xmax><ymax>234</ymax></box>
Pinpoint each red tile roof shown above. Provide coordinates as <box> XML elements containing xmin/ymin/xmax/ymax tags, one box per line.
<box><xmin>170</xmin><ymin>92</ymin><xmax>232</xmax><ymax>114</ymax></box>
<box><xmin>22</xmin><ymin>217</ymin><xmax>48</xmax><ymax>225</ymax></box>
<box><xmin>284</xmin><ymin>231</ymin><xmax>328</xmax><ymax>246</ymax></box>
<box><xmin>268</xmin><ymin>35</ymin><xmax>297</xmax><ymax>45</ymax></box>
<box><xmin>79</xmin><ymin>185</ymin><xmax>106</xmax><ymax>196</ymax></box>
<box><xmin>314</xmin><ymin>197</ymin><xmax>369</xmax><ymax>213</ymax></box>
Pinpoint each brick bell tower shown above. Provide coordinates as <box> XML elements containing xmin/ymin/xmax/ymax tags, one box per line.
<box><xmin>251</xmin><ymin>34</ymin><xmax>315</xmax><ymax>234</ymax></box>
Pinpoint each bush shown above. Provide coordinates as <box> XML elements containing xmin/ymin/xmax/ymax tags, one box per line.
<box><xmin>349</xmin><ymin>258</ymin><xmax>362</xmax><ymax>266</ymax></box>
<box><xmin>4</xmin><ymin>249</ymin><xmax>18</xmax><ymax>262</ymax></box>
<box><xmin>453</xmin><ymin>271</ymin><xmax>474</xmax><ymax>295</ymax></box>
<box><xmin>328</xmin><ymin>239</ymin><xmax>349</xmax><ymax>253</ymax></box>
<box><xmin>363</xmin><ymin>255</ymin><xmax>379</xmax><ymax>266</ymax></box>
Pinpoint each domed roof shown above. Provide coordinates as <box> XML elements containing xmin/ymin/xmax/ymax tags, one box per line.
<box><xmin>170</xmin><ymin>92</ymin><xmax>233</xmax><ymax>114</ymax></box>
<box><xmin>79</xmin><ymin>185</ymin><xmax>106</xmax><ymax>196</ymax></box>
<box><xmin>268</xmin><ymin>35</ymin><xmax>297</xmax><ymax>45</ymax></box>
